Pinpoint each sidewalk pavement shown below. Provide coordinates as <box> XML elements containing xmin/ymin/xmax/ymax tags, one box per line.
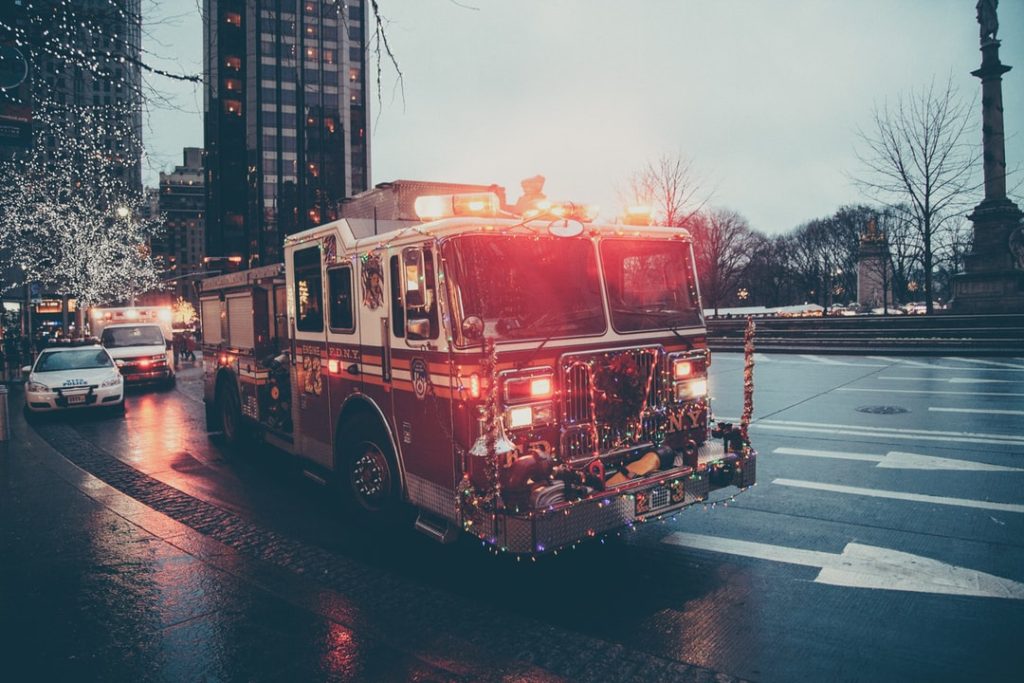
<box><xmin>0</xmin><ymin>387</ymin><xmax>488</xmax><ymax>682</ymax></box>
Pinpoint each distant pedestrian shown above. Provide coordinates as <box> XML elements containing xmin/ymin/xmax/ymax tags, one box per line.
<box><xmin>184</xmin><ymin>333</ymin><xmax>196</xmax><ymax>361</ymax></box>
<box><xmin>172</xmin><ymin>333</ymin><xmax>181</xmax><ymax>369</ymax></box>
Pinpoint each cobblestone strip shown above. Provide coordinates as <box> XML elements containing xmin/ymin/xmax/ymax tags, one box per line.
<box><xmin>37</xmin><ymin>423</ymin><xmax>742</xmax><ymax>683</ymax></box>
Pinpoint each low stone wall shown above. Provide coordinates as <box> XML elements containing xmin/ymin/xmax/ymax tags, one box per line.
<box><xmin>706</xmin><ymin>313</ymin><xmax>1024</xmax><ymax>356</ymax></box>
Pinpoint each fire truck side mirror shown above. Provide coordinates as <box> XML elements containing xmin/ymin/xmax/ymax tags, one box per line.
<box><xmin>407</xmin><ymin>316</ymin><xmax>431</xmax><ymax>340</ymax></box>
<box><xmin>461</xmin><ymin>316</ymin><xmax>484</xmax><ymax>341</ymax></box>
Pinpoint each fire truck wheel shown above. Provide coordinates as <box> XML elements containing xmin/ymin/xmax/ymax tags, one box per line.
<box><xmin>339</xmin><ymin>420</ymin><xmax>402</xmax><ymax>523</ymax></box>
<box><xmin>216</xmin><ymin>380</ymin><xmax>243</xmax><ymax>446</ymax></box>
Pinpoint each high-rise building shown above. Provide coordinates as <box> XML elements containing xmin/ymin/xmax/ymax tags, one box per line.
<box><xmin>0</xmin><ymin>0</ymin><xmax>143</xmax><ymax>186</ymax></box>
<box><xmin>204</xmin><ymin>0</ymin><xmax>370</xmax><ymax>268</ymax></box>
<box><xmin>158</xmin><ymin>148</ymin><xmax>206</xmax><ymax>302</ymax></box>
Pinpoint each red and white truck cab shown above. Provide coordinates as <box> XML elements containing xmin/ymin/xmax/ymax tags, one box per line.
<box><xmin>199</xmin><ymin>189</ymin><xmax>755</xmax><ymax>555</ymax></box>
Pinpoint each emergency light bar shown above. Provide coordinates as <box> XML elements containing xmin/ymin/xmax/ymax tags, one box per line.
<box><xmin>622</xmin><ymin>205</ymin><xmax>654</xmax><ymax>226</ymax></box>
<box><xmin>414</xmin><ymin>192</ymin><xmax>501</xmax><ymax>221</ymax></box>
<box><xmin>523</xmin><ymin>201</ymin><xmax>599</xmax><ymax>223</ymax></box>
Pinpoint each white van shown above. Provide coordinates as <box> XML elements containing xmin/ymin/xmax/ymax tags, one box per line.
<box><xmin>90</xmin><ymin>307</ymin><xmax>175</xmax><ymax>388</ymax></box>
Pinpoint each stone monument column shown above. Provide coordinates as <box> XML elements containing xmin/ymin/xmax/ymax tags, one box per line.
<box><xmin>857</xmin><ymin>217</ymin><xmax>893</xmax><ymax>312</ymax></box>
<box><xmin>951</xmin><ymin>0</ymin><xmax>1024</xmax><ymax>313</ymax></box>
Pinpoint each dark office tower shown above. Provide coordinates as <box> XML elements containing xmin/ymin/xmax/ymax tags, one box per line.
<box><xmin>204</xmin><ymin>0</ymin><xmax>370</xmax><ymax>268</ymax></box>
<box><xmin>0</xmin><ymin>0</ymin><xmax>143</xmax><ymax>186</ymax></box>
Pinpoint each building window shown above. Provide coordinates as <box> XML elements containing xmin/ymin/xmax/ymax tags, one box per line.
<box><xmin>225</xmin><ymin>55</ymin><xmax>242</xmax><ymax>70</ymax></box>
<box><xmin>223</xmin><ymin>99</ymin><xmax>243</xmax><ymax>116</ymax></box>
<box><xmin>304</xmin><ymin>47</ymin><xmax>317</xmax><ymax>61</ymax></box>
<box><xmin>224</xmin><ymin>78</ymin><xmax>242</xmax><ymax>92</ymax></box>
<box><xmin>349</xmin><ymin>68</ymin><xmax>358</xmax><ymax>82</ymax></box>
<box><xmin>224</xmin><ymin>12</ymin><xmax>241</xmax><ymax>27</ymax></box>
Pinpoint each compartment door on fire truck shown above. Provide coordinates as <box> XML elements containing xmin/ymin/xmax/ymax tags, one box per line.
<box><xmin>292</xmin><ymin>244</ymin><xmax>332</xmax><ymax>466</ymax></box>
<box><xmin>388</xmin><ymin>246</ymin><xmax>452</xmax><ymax>488</ymax></box>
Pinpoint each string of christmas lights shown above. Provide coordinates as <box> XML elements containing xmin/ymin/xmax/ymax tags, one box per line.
<box><xmin>740</xmin><ymin>316</ymin><xmax>756</xmax><ymax>440</ymax></box>
<box><xmin>0</xmin><ymin>98</ymin><xmax>164</xmax><ymax>308</ymax></box>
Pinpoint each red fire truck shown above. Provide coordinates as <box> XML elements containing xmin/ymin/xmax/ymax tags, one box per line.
<box><xmin>199</xmin><ymin>187</ymin><xmax>755</xmax><ymax>554</ymax></box>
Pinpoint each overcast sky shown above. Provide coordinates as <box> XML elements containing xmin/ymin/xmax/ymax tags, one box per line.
<box><xmin>143</xmin><ymin>0</ymin><xmax>1024</xmax><ymax>234</ymax></box>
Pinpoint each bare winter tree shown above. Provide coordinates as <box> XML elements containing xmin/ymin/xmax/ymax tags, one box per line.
<box><xmin>855</xmin><ymin>78</ymin><xmax>979</xmax><ymax>314</ymax></box>
<box><xmin>934</xmin><ymin>216</ymin><xmax>974</xmax><ymax>301</ymax></box>
<box><xmin>622</xmin><ymin>153</ymin><xmax>707</xmax><ymax>227</ymax></box>
<box><xmin>689</xmin><ymin>208</ymin><xmax>754</xmax><ymax>315</ymax></box>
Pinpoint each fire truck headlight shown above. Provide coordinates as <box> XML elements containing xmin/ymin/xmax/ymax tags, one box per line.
<box><xmin>506</xmin><ymin>402</ymin><xmax>554</xmax><ymax>430</ymax></box>
<box><xmin>675</xmin><ymin>379</ymin><xmax>708</xmax><ymax>401</ymax></box>
<box><xmin>508</xmin><ymin>406</ymin><xmax>533</xmax><ymax>429</ymax></box>
<box><xmin>115</xmin><ymin>359</ymin><xmax>125</xmax><ymax>368</ymax></box>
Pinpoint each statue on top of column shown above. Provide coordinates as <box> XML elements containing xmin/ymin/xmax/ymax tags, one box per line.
<box><xmin>977</xmin><ymin>0</ymin><xmax>998</xmax><ymax>43</ymax></box>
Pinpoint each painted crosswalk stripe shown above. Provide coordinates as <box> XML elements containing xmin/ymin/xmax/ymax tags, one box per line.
<box><xmin>773</xmin><ymin>446</ymin><xmax>1023</xmax><ymax>471</ymax></box>
<box><xmin>748</xmin><ymin>419</ymin><xmax>1024</xmax><ymax>446</ymax></box>
<box><xmin>868</xmin><ymin>356</ymin><xmax>934</xmax><ymax>367</ymax></box>
<box><xmin>839</xmin><ymin>387</ymin><xmax>1024</xmax><ymax>397</ymax></box>
<box><xmin>942</xmin><ymin>357</ymin><xmax>1024</xmax><ymax>370</ymax></box>
<box><xmin>929</xmin><ymin>406</ymin><xmax>1024</xmax><ymax>416</ymax></box>
<box><xmin>877</xmin><ymin>376</ymin><xmax>1015</xmax><ymax>384</ymax></box>
<box><xmin>800</xmin><ymin>354</ymin><xmax>846</xmax><ymax>365</ymax></box>
<box><xmin>773</xmin><ymin>478</ymin><xmax>1024</xmax><ymax>514</ymax></box>
<box><xmin>661</xmin><ymin>532</ymin><xmax>1024</xmax><ymax>599</ymax></box>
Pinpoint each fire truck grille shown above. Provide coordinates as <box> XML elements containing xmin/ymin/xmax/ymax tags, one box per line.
<box><xmin>560</xmin><ymin>347</ymin><xmax>667</xmax><ymax>464</ymax></box>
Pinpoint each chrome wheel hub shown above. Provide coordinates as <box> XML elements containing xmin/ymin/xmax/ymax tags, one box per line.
<box><xmin>352</xmin><ymin>447</ymin><xmax>389</xmax><ymax>506</ymax></box>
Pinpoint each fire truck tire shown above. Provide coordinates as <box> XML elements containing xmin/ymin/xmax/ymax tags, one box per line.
<box><xmin>337</xmin><ymin>418</ymin><xmax>404</xmax><ymax>526</ymax></box>
<box><xmin>216</xmin><ymin>380</ymin><xmax>243</xmax><ymax>446</ymax></box>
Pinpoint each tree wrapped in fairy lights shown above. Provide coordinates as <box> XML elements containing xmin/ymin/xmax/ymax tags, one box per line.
<box><xmin>0</xmin><ymin>100</ymin><xmax>163</xmax><ymax>309</ymax></box>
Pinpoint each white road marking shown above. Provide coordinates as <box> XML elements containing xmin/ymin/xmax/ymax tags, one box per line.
<box><xmin>773</xmin><ymin>446</ymin><xmax>1024</xmax><ymax>471</ymax></box>
<box><xmin>930</xmin><ymin>406</ymin><xmax>1024</xmax><ymax>416</ymax></box>
<box><xmin>868</xmin><ymin>356</ymin><xmax>934</xmax><ymax>367</ymax></box>
<box><xmin>877</xmin><ymin>376</ymin><xmax>1015</xmax><ymax>384</ymax></box>
<box><xmin>749</xmin><ymin>419</ymin><xmax>1024</xmax><ymax>446</ymax></box>
<box><xmin>838</xmin><ymin>387</ymin><xmax>1024</xmax><ymax>397</ymax></box>
<box><xmin>943</xmin><ymin>357</ymin><xmax>1024</xmax><ymax>370</ymax></box>
<box><xmin>800</xmin><ymin>354</ymin><xmax>846</xmax><ymax>365</ymax></box>
<box><xmin>774</xmin><ymin>446</ymin><xmax>884</xmax><ymax>463</ymax></box>
<box><xmin>867</xmin><ymin>361</ymin><xmax>1024</xmax><ymax>372</ymax></box>
<box><xmin>773</xmin><ymin>478</ymin><xmax>1024</xmax><ymax>514</ymax></box>
<box><xmin>661</xmin><ymin>532</ymin><xmax>1024</xmax><ymax>599</ymax></box>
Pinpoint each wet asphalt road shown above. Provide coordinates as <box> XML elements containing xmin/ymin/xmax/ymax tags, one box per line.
<box><xmin>5</xmin><ymin>352</ymin><xmax>1024</xmax><ymax>682</ymax></box>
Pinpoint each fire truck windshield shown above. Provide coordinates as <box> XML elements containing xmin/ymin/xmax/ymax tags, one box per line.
<box><xmin>444</xmin><ymin>235</ymin><xmax>605</xmax><ymax>341</ymax></box>
<box><xmin>600</xmin><ymin>238</ymin><xmax>701</xmax><ymax>332</ymax></box>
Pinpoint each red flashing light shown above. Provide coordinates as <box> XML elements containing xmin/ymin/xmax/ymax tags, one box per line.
<box><xmin>530</xmin><ymin>377</ymin><xmax>553</xmax><ymax>399</ymax></box>
<box><xmin>673</xmin><ymin>360</ymin><xmax>693</xmax><ymax>380</ymax></box>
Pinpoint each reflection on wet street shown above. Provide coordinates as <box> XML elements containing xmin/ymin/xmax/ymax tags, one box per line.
<box><xmin>4</xmin><ymin>353</ymin><xmax>1024</xmax><ymax>681</ymax></box>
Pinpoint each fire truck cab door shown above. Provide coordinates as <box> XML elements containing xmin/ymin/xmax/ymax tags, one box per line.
<box><xmin>291</xmin><ymin>245</ymin><xmax>332</xmax><ymax>467</ymax></box>
<box><xmin>387</xmin><ymin>246</ymin><xmax>453</xmax><ymax>488</ymax></box>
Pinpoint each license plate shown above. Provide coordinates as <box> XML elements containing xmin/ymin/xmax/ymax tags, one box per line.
<box><xmin>635</xmin><ymin>481</ymin><xmax>685</xmax><ymax>516</ymax></box>
<box><xmin>67</xmin><ymin>395</ymin><xmax>86</xmax><ymax>405</ymax></box>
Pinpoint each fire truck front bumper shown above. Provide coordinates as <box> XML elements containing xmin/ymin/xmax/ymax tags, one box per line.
<box><xmin>475</xmin><ymin>447</ymin><xmax>756</xmax><ymax>555</ymax></box>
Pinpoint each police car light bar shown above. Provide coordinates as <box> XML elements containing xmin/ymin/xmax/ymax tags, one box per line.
<box><xmin>413</xmin><ymin>192</ymin><xmax>501</xmax><ymax>221</ymax></box>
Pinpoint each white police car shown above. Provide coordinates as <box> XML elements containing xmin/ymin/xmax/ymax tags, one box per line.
<box><xmin>23</xmin><ymin>340</ymin><xmax>125</xmax><ymax>414</ymax></box>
